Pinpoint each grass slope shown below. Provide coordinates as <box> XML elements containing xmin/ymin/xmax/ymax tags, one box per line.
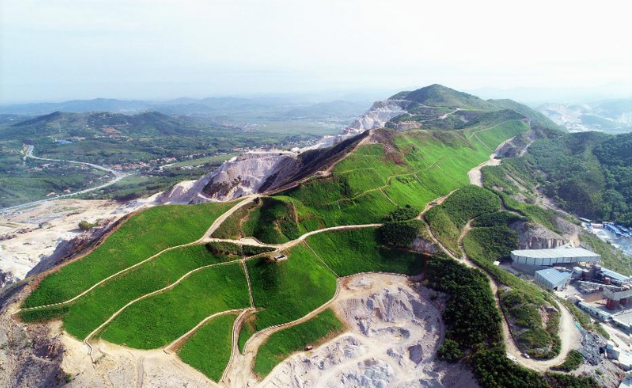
<box><xmin>425</xmin><ymin>185</ymin><xmax>501</xmax><ymax>253</ymax></box>
<box><xmin>231</xmin><ymin>123</ymin><xmax>527</xmax><ymax>244</ymax></box>
<box><xmin>306</xmin><ymin>227</ymin><xmax>423</xmax><ymax>276</ymax></box>
<box><xmin>99</xmin><ymin>262</ymin><xmax>249</xmax><ymax>349</ymax></box>
<box><xmin>254</xmin><ymin>309</ymin><xmax>344</xmax><ymax>377</ymax></box>
<box><xmin>24</xmin><ymin>201</ymin><xmax>235</xmax><ymax>307</ymax></box>
<box><xmin>56</xmin><ymin>245</ymin><xmax>233</xmax><ymax>339</ymax></box>
<box><xmin>177</xmin><ymin>313</ymin><xmax>237</xmax><ymax>382</ymax></box>
<box><xmin>240</xmin><ymin>244</ymin><xmax>337</xmax><ymax>346</ymax></box>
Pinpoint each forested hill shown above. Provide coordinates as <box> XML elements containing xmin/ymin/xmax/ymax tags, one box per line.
<box><xmin>521</xmin><ymin>131</ymin><xmax>632</xmax><ymax>225</ymax></box>
<box><xmin>0</xmin><ymin>111</ymin><xmax>311</xmax><ymax>165</ymax></box>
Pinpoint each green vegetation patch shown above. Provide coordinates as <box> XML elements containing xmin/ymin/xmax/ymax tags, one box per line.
<box><xmin>24</xmin><ymin>201</ymin><xmax>235</xmax><ymax>307</ymax></box>
<box><xmin>545</xmin><ymin>372</ymin><xmax>600</xmax><ymax>388</ymax></box>
<box><xmin>254</xmin><ymin>309</ymin><xmax>344</xmax><ymax>377</ymax></box>
<box><xmin>58</xmin><ymin>245</ymin><xmax>235</xmax><ymax>339</ymax></box>
<box><xmin>212</xmin><ymin>201</ymin><xmax>257</xmax><ymax>240</ymax></box>
<box><xmin>426</xmin><ymin>255</ymin><xmax>596</xmax><ymax>388</ymax></box>
<box><xmin>241</xmin><ymin>244</ymin><xmax>337</xmax><ymax>346</ymax></box>
<box><xmin>237</xmin><ymin>123</ymin><xmax>527</xmax><ymax>241</ymax></box>
<box><xmin>177</xmin><ymin>313</ymin><xmax>237</xmax><ymax>382</ymax></box>
<box><xmin>463</xmin><ymin>210</ymin><xmax>561</xmax><ymax>359</ymax></box>
<box><xmin>19</xmin><ymin>305</ymin><xmax>69</xmax><ymax>323</ymax></box>
<box><xmin>425</xmin><ymin>256</ymin><xmax>501</xmax><ymax>350</ymax></box>
<box><xmin>385</xmin><ymin>205</ymin><xmax>420</xmax><ymax>222</ymax></box>
<box><xmin>379</xmin><ymin>220</ymin><xmax>426</xmax><ymax>248</ymax></box>
<box><xmin>206</xmin><ymin>241</ymin><xmax>275</xmax><ymax>258</ymax></box>
<box><xmin>307</xmin><ymin>227</ymin><xmax>423</xmax><ymax>276</ymax></box>
<box><xmin>241</xmin><ymin>197</ymin><xmax>302</xmax><ymax>244</ymax></box>
<box><xmin>481</xmin><ymin>163</ymin><xmax>560</xmax><ymax>232</ymax></box>
<box><xmin>552</xmin><ymin>349</ymin><xmax>584</xmax><ymax>372</ymax></box>
<box><xmin>425</xmin><ymin>185</ymin><xmax>501</xmax><ymax>253</ymax></box>
<box><xmin>99</xmin><ymin>262</ymin><xmax>249</xmax><ymax>349</ymax></box>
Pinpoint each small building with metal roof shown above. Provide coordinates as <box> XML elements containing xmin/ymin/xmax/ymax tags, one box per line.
<box><xmin>534</xmin><ymin>268</ymin><xmax>572</xmax><ymax>290</ymax></box>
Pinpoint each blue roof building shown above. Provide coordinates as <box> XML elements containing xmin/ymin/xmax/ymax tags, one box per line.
<box><xmin>535</xmin><ymin>268</ymin><xmax>572</xmax><ymax>290</ymax></box>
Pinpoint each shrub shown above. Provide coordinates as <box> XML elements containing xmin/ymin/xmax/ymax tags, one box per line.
<box><xmin>386</xmin><ymin>205</ymin><xmax>420</xmax><ymax>222</ymax></box>
<box><xmin>78</xmin><ymin>220</ymin><xmax>95</xmax><ymax>231</ymax></box>
<box><xmin>379</xmin><ymin>220</ymin><xmax>424</xmax><ymax>248</ymax></box>
<box><xmin>438</xmin><ymin>338</ymin><xmax>463</xmax><ymax>362</ymax></box>
<box><xmin>551</xmin><ymin>350</ymin><xmax>584</xmax><ymax>372</ymax></box>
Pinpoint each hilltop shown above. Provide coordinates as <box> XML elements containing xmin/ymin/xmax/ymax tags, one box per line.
<box><xmin>160</xmin><ymin>84</ymin><xmax>561</xmax><ymax>204</ymax></box>
<box><xmin>385</xmin><ymin>84</ymin><xmax>560</xmax><ymax>131</ymax></box>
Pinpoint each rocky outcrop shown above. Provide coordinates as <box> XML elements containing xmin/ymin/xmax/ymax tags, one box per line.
<box><xmin>158</xmin><ymin>151</ymin><xmax>301</xmax><ymax>203</ymax></box>
<box><xmin>347</xmin><ymin>100</ymin><xmax>408</xmax><ymax>132</ymax></box>
<box><xmin>0</xmin><ymin>285</ymin><xmax>65</xmax><ymax>388</ymax></box>
<box><xmin>0</xmin><ymin>269</ymin><xmax>18</xmax><ymax>289</ymax></box>
<box><xmin>157</xmin><ymin>99</ymin><xmax>411</xmax><ymax>204</ymax></box>
<box><xmin>510</xmin><ymin>221</ymin><xmax>566</xmax><ymax>249</ymax></box>
<box><xmin>412</xmin><ymin>236</ymin><xmax>439</xmax><ymax>255</ymax></box>
<box><xmin>392</xmin><ymin>121</ymin><xmax>421</xmax><ymax>131</ymax></box>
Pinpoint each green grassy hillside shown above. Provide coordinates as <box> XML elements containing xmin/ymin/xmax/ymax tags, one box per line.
<box><xmin>391</xmin><ymin>84</ymin><xmax>497</xmax><ymax>110</ymax></box>
<box><xmin>240</xmin><ymin>244</ymin><xmax>338</xmax><ymax>347</ymax></box>
<box><xmin>254</xmin><ymin>309</ymin><xmax>344</xmax><ymax>377</ymax></box>
<box><xmin>177</xmin><ymin>313</ymin><xmax>238</xmax><ymax>382</ymax></box>
<box><xmin>99</xmin><ymin>262</ymin><xmax>249</xmax><ymax>349</ymax></box>
<box><xmin>222</xmin><ymin>121</ymin><xmax>528</xmax><ymax>244</ymax></box>
<box><xmin>24</xmin><ymin>201</ymin><xmax>235</xmax><ymax>307</ymax></box>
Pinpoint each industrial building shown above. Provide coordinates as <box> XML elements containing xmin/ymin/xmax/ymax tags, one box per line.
<box><xmin>510</xmin><ymin>247</ymin><xmax>601</xmax><ymax>274</ymax></box>
<box><xmin>534</xmin><ymin>268</ymin><xmax>572</xmax><ymax>290</ymax></box>
<box><xmin>602</xmin><ymin>268</ymin><xmax>632</xmax><ymax>286</ymax></box>
<box><xmin>604</xmin><ymin>286</ymin><xmax>632</xmax><ymax>310</ymax></box>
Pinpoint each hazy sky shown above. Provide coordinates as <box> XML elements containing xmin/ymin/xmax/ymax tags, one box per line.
<box><xmin>1</xmin><ymin>0</ymin><xmax>631</xmax><ymax>103</ymax></box>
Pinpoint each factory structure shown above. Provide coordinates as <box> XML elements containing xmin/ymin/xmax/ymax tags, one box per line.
<box><xmin>511</xmin><ymin>247</ymin><xmax>601</xmax><ymax>274</ymax></box>
<box><xmin>509</xmin><ymin>246</ymin><xmax>632</xmax><ymax>329</ymax></box>
<box><xmin>510</xmin><ymin>247</ymin><xmax>601</xmax><ymax>290</ymax></box>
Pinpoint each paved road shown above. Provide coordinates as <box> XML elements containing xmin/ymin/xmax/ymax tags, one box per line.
<box><xmin>0</xmin><ymin>145</ymin><xmax>128</xmax><ymax>214</ymax></box>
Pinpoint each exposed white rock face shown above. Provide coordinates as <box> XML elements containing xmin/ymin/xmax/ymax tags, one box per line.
<box><xmin>159</xmin><ymin>99</ymin><xmax>409</xmax><ymax>204</ymax></box>
<box><xmin>158</xmin><ymin>150</ymin><xmax>299</xmax><ymax>203</ymax></box>
<box><xmin>259</xmin><ymin>274</ymin><xmax>479</xmax><ymax>388</ymax></box>
<box><xmin>347</xmin><ymin>100</ymin><xmax>408</xmax><ymax>132</ymax></box>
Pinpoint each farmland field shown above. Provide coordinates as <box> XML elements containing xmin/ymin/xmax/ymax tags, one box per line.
<box><xmin>23</xmin><ymin>201</ymin><xmax>236</xmax><ymax>308</ymax></box>
<box><xmin>98</xmin><ymin>262</ymin><xmax>249</xmax><ymax>349</ymax></box>
<box><xmin>177</xmin><ymin>313</ymin><xmax>238</xmax><ymax>382</ymax></box>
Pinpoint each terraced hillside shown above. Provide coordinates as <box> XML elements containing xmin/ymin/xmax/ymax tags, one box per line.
<box><xmin>14</xmin><ymin>86</ymin><xmax>607</xmax><ymax>388</ymax></box>
<box><xmin>215</xmin><ymin>120</ymin><xmax>529</xmax><ymax>244</ymax></box>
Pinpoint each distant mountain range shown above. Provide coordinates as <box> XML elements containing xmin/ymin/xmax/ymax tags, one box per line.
<box><xmin>0</xmin><ymin>96</ymin><xmax>369</xmax><ymax>120</ymax></box>
<box><xmin>537</xmin><ymin>98</ymin><xmax>632</xmax><ymax>133</ymax></box>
